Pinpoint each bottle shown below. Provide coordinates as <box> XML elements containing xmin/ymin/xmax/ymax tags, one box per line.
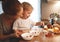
<box><xmin>50</xmin><ymin>18</ymin><xmax>54</xmax><ymax>25</ymax></box>
<box><xmin>40</xmin><ymin>25</ymin><xmax>44</xmax><ymax>28</ymax></box>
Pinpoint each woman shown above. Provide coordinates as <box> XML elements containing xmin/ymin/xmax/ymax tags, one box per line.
<box><xmin>0</xmin><ymin>0</ymin><xmax>23</xmax><ymax>42</ymax></box>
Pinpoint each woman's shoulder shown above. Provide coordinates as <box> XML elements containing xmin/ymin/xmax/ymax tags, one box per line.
<box><xmin>0</xmin><ymin>13</ymin><xmax>4</xmax><ymax>23</ymax></box>
<box><xmin>0</xmin><ymin>13</ymin><xmax>6</xmax><ymax>22</ymax></box>
<box><xmin>0</xmin><ymin>13</ymin><xmax>4</xmax><ymax>17</ymax></box>
<box><xmin>0</xmin><ymin>14</ymin><xmax>3</xmax><ymax>19</ymax></box>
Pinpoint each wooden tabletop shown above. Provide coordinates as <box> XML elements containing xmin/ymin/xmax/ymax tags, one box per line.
<box><xmin>19</xmin><ymin>33</ymin><xmax>60</xmax><ymax>42</ymax></box>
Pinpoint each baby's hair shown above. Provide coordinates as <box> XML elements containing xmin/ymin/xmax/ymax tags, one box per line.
<box><xmin>22</xmin><ymin>2</ymin><xmax>33</xmax><ymax>11</ymax></box>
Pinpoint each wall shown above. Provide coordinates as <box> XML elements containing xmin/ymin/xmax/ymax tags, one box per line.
<box><xmin>0</xmin><ymin>1</ymin><xmax>3</xmax><ymax>14</ymax></box>
<box><xmin>42</xmin><ymin>1</ymin><xmax>60</xmax><ymax>19</ymax></box>
<box><xmin>19</xmin><ymin>0</ymin><xmax>41</xmax><ymax>22</ymax></box>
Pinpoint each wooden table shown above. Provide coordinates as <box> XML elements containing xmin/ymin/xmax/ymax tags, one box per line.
<box><xmin>19</xmin><ymin>33</ymin><xmax>42</xmax><ymax>42</ymax></box>
<box><xmin>19</xmin><ymin>32</ymin><xmax>60</xmax><ymax>42</ymax></box>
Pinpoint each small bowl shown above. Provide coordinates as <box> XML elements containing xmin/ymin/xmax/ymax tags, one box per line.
<box><xmin>31</xmin><ymin>26</ymin><xmax>42</xmax><ymax>32</ymax></box>
<box><xmin>30</xmin><ymin>26</ymin><xmax>42</xmax><ymax>36</ymax></box>
<box><xmin>21</xmin><ymin>33</ymin><xmax>34</xmax><ymax>40</ymax></box>
<box><xmin>29</xmin><ymin>30</ymin><xmax>40</xmax><ymax>36</ymax></box>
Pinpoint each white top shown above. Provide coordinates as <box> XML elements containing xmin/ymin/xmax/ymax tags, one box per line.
<box><xmin>13</xmin><ymin>18</ymin><xmax>36</xmax><ymax>32</ymax></box>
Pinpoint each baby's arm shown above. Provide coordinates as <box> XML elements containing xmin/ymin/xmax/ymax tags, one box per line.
<box><xmin>35</xmin><ymin>21</ymin><xmax>44</xmax><ymax>26</ymax></box>
<box><xmin>30</xmin><ymin>19</ymin><xmax>44</xmax><ymax>26</ymax></box>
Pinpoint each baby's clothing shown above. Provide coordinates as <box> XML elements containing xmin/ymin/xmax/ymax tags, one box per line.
<box><xmin>13</xmin><ymin>18</ymin><xmax>36</xmax><ymax>32</ymax></box>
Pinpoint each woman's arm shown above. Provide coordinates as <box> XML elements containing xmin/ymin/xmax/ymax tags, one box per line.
<box><xmin>0</xmin><ymin>21</ymin><xmax>16</xmax><ymax>40</ymax></box>
<box><xmin>0</xmin><ymin>33</ymin><xmax>16</xmax><ymax>40</ymax></box>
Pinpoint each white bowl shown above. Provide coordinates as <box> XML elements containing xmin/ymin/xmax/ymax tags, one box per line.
<box><xmin>30</xmin><ymin>26</ymin><xmax>42</xmax><ymax>36</ymax></box>
<box><xmin>29</xmin><ymin>30</ymin><xmax>40</xmax><ymax>36</ymax></box>
<box><xmin>31</xmin><ymin>26</ymin><xmax>42</xmax><ymax>32</ymax></box>
<box><xmin>21</xmin><ymin>33</ymin><xmax>34</xmax><ymax>40</ymax></box>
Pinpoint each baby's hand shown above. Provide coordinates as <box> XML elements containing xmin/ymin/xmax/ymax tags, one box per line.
<box><xmin>15</xmin><ymin>30</ymin><xmax>23</xmax><ymax>37</ymax></box>
<box><xmin>36</xmin><ymin>21</ymin><xmax>44</xmax><ymax>26</ymax></box>
<box><xmin>40</xmin><ymin>21</ymin><xmax>44</xmax><ymax>26</ymax></box>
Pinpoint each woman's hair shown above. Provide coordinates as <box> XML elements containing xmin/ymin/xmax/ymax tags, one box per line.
<box><xmin>2</xmin><ymin>0</ymin><xmax>22</xmax><ymax>15</ymax></box>
<box><xmin>22</xmin><ymin>2</ymin><xmax>33</xmax><ymax>11</ymax></box>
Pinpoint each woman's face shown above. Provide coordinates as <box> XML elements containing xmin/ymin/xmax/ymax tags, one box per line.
<box><xmin>23</xmin><ymin>8</ymin><xmax>32</xmax><ymax>19</ymax></box>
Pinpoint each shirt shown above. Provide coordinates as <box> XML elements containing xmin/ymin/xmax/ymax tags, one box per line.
<box><xmin>13</xmin><ymin>18</ymin><xmax>36</xmax><ymax>32</ymax></box>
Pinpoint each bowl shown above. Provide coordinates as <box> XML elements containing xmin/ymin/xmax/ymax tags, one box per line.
<box><xmin>31</xmin><ymin>26</ymin><xmax>43</xmax><ymax>32</ymax></box>
<box><xmin>29</xmin><ymin>30</ymin><xmax>40</xmax><ymax>36</ymax></box>
<box><xmin>21</xmin><ymin>33</ymin><xmax>34</xmax><ymax>40</ymax></box>
<box><xmin>30</xmin><ymin>26</ymin><xmax>42</xmax><ymax>36</ymax></box>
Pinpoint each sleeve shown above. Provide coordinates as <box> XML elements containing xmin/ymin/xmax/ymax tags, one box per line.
<box><xmin>29</xmin><ymin>19</ymin><xmax>36</xmax><ymax>26</ymax></box>
<box><xmin>13</xmin><ymin>20</ymin><xmax>19</xmax><ymax>30</ymax></box>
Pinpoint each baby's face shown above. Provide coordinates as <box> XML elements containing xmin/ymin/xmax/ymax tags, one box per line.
<box><xmin>23</xmin><ymin>8</ymin><xmax>33</xmax><ymax>19</ymax></box>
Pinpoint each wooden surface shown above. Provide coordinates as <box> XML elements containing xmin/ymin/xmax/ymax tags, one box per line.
<box><xmin>19</xmin><ymin>33</ymin><xmax>60</xmax><ymax>42</ymax></box>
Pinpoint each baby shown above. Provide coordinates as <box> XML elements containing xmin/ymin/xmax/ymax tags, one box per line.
<box><xmin>13</xmin><ymin>2</ymin><xmax>44</xmax><ymax>37</ymax></box>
